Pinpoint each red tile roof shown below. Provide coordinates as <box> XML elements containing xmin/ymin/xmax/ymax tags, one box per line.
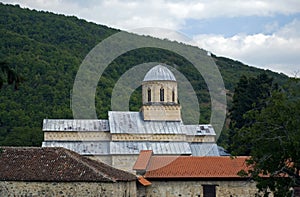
<box><xmin>137</xmin><ymin>176</ymin><xmax>152</xmax><ymax>186</ymax></box>
<box><xmin>0</xmin><ymin>147</ymin><xmax>136</xmax><ymax>182</ymax></box>
<box><xmin>133</xmin><ymin>150</ymin><xmax>153</xmax><ymax>170</ymax></box>
<box><xmin>136</xmin><ymin>155</ymin><xmax>250</xmax><ymax>179</ymax></box>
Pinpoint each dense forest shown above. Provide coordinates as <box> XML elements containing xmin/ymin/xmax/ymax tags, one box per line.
<box><xmin>0</xmin><ymin>3</ymin><xmax>289</xmax><ymax>146</ymax></box>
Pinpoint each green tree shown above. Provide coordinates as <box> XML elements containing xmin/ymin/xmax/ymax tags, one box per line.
<box><xmin>237</xmin><ymin>80</ymin><xmax>300</xmax><ymax>196</ymax></box>
<box><xmin>226</xmin><ymin>73</ymin><xmax>274</xmax><ymax>154</ymax></box>
<box><xmin>0</xmin><ymin>61</ymin><xmax>22</xmax><ymax>90</ymax></box>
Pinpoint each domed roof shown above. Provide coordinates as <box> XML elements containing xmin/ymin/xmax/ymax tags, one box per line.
<box><xmin>143</xmin><ymin>65</ymin><xmax>176</xmax><ymax>82</ymax></box>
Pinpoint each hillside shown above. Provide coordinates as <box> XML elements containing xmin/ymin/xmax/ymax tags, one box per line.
<box><xmin>0</xmin><ymin>3</ymin><xmax>289</xmax><ymax>146</ymax></box>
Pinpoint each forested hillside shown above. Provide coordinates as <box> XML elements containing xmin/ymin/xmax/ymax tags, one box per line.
<box><xmin>0</xmin><ymin>3</ymin><xmax>289</xmax><ymax>146</ymax></box>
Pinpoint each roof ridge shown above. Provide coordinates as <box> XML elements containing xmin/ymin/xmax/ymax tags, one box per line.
<box><xmin>62</xmin><ymin>149</ymin><xmax>116</xmax><ymax>182</ymax></box>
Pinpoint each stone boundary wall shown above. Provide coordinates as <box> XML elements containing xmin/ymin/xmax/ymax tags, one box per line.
<box><xmin>142</xmin><ymin>180</ymin><xmax>272</xmax><ymax>197</ymax></box>
<box><xmin>0</xmin><ymin>181</ymin><xmax>136</xmax><ymax>197</ymax></box>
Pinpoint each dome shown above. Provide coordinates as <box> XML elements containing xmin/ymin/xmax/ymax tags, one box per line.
<box><xmin>143</xmin><ymin>65</ymin><xmax>176</xmax><ymax>82</ymax></box>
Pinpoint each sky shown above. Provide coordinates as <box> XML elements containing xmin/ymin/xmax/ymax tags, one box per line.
<box><xmin>1</xmin><ymin>0</ymin><xmax>300</xmax><ymax>77</ymax></box>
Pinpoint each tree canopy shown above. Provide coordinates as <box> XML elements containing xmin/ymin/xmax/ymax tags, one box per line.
<box><xmin>234</xmin><ymin>79</ymin><xmax>300</xmax><ymax>196</ymax></box>
<box><xmin>220</xmin><ymin>73</ymin><xmax>276</xmax><ymax>154</ymax></box>
<box><xmin>0</xmin><ymin>61</ymin><xmax>23</xmax><ymax>90</ymax></box>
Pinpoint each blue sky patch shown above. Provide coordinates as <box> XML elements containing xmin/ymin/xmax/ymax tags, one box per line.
<box><xmin>181</xmin><ymin>13</ymin><xmax>300</xmax><ymax>37</ymax></box>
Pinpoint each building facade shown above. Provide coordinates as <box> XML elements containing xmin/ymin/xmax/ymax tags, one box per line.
<box><xmin>133</xmin><ymin>151</ymin><xmax>271</xmax><ymax>197</ymax></box>
<box><xmin>42</xmin><ymin>65</ymin><xmax>222</xmax><ymax>172</ymax></box>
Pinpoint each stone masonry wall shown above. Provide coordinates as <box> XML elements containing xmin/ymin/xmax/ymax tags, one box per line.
<box><xmin>142</xmin><ymin>180</ymin><xmax>273</xmax><ymax>197</ymax></box>
<box><xmin>142</xmin><ymin>81</ymin><xmax>177</xmax><ymax>104</ymax></box>
<box><xmin>141</xmin><ymin>105</ymin><xmax>181</xmax><ymax>121</ymax></box>
<box><xmin>0</xmin><ymin>181</ymin><xmax>136</xmax><ymax>197</ymax></box>
<box><xmin>112</xmin><ymin>155</ymin><xmax>139</xmax><ymax>173</ymax></box>
<box><xmin>87</xmin><ymin>155</ymin><xmax>112</xmax><ymax>166</ymax></box>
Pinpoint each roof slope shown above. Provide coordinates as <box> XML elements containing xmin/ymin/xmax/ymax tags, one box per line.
<box><xmin>108</xmin><ymin>111</ymin><xmax>184</xmax><ymax>134</ymax></box>
<box><xmin>42</xmin><ymin>119</ymin><xmax>109</xmax><ymax>131</ymax></box>
<box><xmin>108</xmin><ymin>111</ymin><xmax>216</xmax><ymax>136</ymax></box>
<box><xmin>133</xmin><ymin>150</ymin><xmax>153</xmax><ymax>170</ymax></box>
<box><xmin>141</xmin><ymin>156</ymin><xmax>249</xmax><ymax>179</ymax></box>
<box><xmin>190</xmin><ymin>143</ymin><xmax>220</xmax><ymax>156</ymax></box>
<box><xmin>110</xmin><ymin>141</ymin><xmax>191</xmax><ymax>155</ymax></box>
<box><xmin>0</xmin><ymin>147</ymin><xmax>136</xmax><ymax>182</ymax></box>
<box><xmin>143</xmin><ymin>65</ymin><xmax>176</xmax><ymax>82</ymax></box>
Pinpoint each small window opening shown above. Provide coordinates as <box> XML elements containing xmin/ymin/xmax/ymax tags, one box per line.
<box><xmin>147</xmin><ymin>88</ymin><xmax>151</xmax><ymax>102</ymax></box>
<box><xmin>202</xmin><ymin>185</ymin><xmax>217</xmax><ymax>197</ymax></box>
<box><xmin>172</xmin><ymin>89</ymin><xmax>175</xmax><ymax>102</ymax></box>
<box><xmin>160</xmin><ymin>88</ymin><xmax>164</xmax><ymax>101</ymax></box>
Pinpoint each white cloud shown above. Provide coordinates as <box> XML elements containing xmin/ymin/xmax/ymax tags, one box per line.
<box><xmin>193</xmin><ymin>19</ymin><xmax>300</xmax><ymax>76</ymax></box>
<box><xmin>264</xmin><ymin>21</ymin><xmax>280</xmax><ymax>33</ymax></box>
<box><xmin>2</xmin><ymin>0</ymin><xmax>300</xmax><ymax>30</ymax></box>
<box><xmin>199</xmin><ymin>0</ymin><xmax>300</xmax><ymax>18</ymax></box>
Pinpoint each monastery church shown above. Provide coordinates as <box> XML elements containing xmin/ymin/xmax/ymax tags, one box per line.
<box><xmin>1</xmin><ymin>65</ymin><xmax>272</xmax><ymax>196</ymax></box>
<box><xmin>42</xmin><ymin>64</ymin><xmax>222</xmax><ymax>172</ymax></box>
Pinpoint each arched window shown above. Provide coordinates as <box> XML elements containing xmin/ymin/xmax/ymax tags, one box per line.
<box><xmin>160</xmin><ymin>88</ymin><xmax>164</xmax><ymax>102</ymax></box>
<box><xmin>172</xmin><ymin>89</ymin><xmax>175</xmax><ymax>102</ymax></box>
<box><xmin>147</xmin><ymin>88</ymin><xmax>151</xmax><ymax>102</ymax></box>
<box><xmin>160</xmin><ymin>88</ymin><xmax>164</xmax><ymax>101</ymax></box>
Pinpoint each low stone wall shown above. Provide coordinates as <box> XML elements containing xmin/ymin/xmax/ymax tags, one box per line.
<box><xmin>0</xmin><ymin>181</ymin><xmax>136</xmax><ymax>197</ymax></box>
<box><xmin>142</xmin><ymin>180</ymin><xmax>272</xmax><ymax>197</ymax></box>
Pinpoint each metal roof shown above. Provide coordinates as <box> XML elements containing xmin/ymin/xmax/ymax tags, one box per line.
<box><xmin>109</xmin><ymin>111</ymin><xmax>185</xmax><ymax>134</ymax></box>
<box><xmin>182</xmin><ymin>124</ymin><xmax>216</xmax><ymax>136</ymax></box>
<box><xmin>218</xmin><ymin>146</ymin><xmax>231</xmax><ymax>156</ymax></box>
<box><xmin>42</xmin><ymin>141</ymin><xmax>110</xmax><ymax>155</ymax></box>
<box><xmin>43</xmin><ymin>141</ymin><xmax>191</xmax><ymax>155</ymax></box>
<box><xmin>42</xmin><ymin>119</ymin><xmax>109</xmax><ymax>131</ymax></box>
<box><xmin>42</xmin><ymin>115</ymin><xmax>216</xmax><ymax>136</ymax></box>
<box><xmin>143</xmin><ymin>65</ymin><xmax>176</xmax><ymax>82</ymax></box>
<box><xmin>190</xmin><ymin>143</ymin><xmax>220</xmax><ymax>156</ymax></box>
<box><xmin>110</xmin><ymin>141</ymin><xmax>191</xmax><ymax>155</ymax></box>
<box><xmin>108</xmin><ymin>111</ymin><xmax>216</xmax><ymax>136</ymax></box>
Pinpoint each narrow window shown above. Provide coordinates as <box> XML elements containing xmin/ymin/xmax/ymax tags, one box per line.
<box><xmin>160</xmin><ymin>88</ymin><xmax>164</xmax><ymax>102</ymax></box>
<box><xmin>202</xmin><ymin>185</ymin><xmax>217</xmax><ymax>197</ymax></box>
<box><xmin>172</xmin><ymin>89</ymin><xmax>175</xmax><ymax>102</ymax></box>
<box><xmin>147</xmin><ymin>88</ymin><xmax>151</xmax><ymax>102</ymax></box>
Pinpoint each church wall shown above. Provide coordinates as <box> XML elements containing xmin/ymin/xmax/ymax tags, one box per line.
<box><xmin>141</xmin><ymin>105</ymin><xmax>181</xmax><ymax>121</ymax></box>
<box><xmin>86</xmin><ymin>155</ymin><xmax>112</xmax><ymax>166</ymax></box>
<box><xmin>112</xmin><ymin>155</ymin><xmax>139</xmax><ymax>173</ymax></box>
<box><xmin>0</xmin><ymin>181</ymin><xmax>136</xmax><ymax>197</ymax></box>
<box><xmin>186</xmin><ymin>135</ymin><xmax>215</xmax><ymax>142</ymax></box>
<box><xmin>44</xmin><ymin>131</ymin><xmax>111</xmax><ymax>141</ymax></box>
<box><xmin>142</xmin><ymin>180</ymin><xmax>271</xmax><ymax>197</ymax></box>
<box><xmin>142</xmin><ymin>81</ymin><xmax>177</xmax><ymax>104</ymax></box>
<box><xmin>112</xmin><ymin>133</ymin><xmax>186</xmax><ymax>141</ymax></box>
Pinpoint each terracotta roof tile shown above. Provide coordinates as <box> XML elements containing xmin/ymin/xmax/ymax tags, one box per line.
<box><xmin>137</xmin><ymin>176</ymin><xmax>152</xmax><ymax>186</ymax></box>
<box><xmin>0</xmin><ymin>147</ymin><xmax>136</xmax><ymax>182</ymax></box>
<box><xmin>133</xmin><ymin>150</ymin><xmax>153</xmax><ymax>170</ymax></box>
<box><xmin>144</xmin><ymin>156</ymin><xmax>250</xmax><ymax>179</ymax></box>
